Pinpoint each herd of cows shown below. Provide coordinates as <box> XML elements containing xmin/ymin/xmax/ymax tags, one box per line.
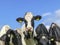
<box><xmin>0</xmin><ymin>12</ymin><xmax>60</xmax><ymax>45</ymax></box>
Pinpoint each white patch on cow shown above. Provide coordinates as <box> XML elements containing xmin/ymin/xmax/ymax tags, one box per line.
<box><xmin>33</xmin><ymin>30</ymin><xmax>37</xmax><ymax>37</ymax></box>
<box><xmin>22</xmin><ymin>36</ymin><xmax>26</xmax><ymax>45</ymax></box>
<box><xmin>0</xmin><ymin>25</ymin><xmax>10</xmax><ymax>37</ymax></box>
<box><xmin>52</xmin><ymin>24</ymin><xmax>55</xmax><ymax>28</ymax></box>
<box><xmin>56</xmin><ymin>41</ymin><xmax>60</xmax><ymax>45</ymax></box>
<box><xmin>25</xmin><ymin>12</ymin><xmax>33</xmax><ymax>21</ymax></box>
<box><xmin>8</xmin><ymin>34</ymin><xmax>10</xmax><ymax>37</ymax></box>
<box><xmin>24</xmin><ymin>12</ymin><xmax>33</xmax><ymax>31</ymax></box>
<box><xmin>42</xmin><ymin>36</ymin><xmax>46</xmax><ymax>39</ymax></box>
<box><xmin>50</xmin><ymin>38</ymin><xmax>54</xmax><ymax>41</ymax></box>
<box><xmin>9</xmin><ymin>34</ymin><xmax>14</xmax><ymax>45</ymax></box>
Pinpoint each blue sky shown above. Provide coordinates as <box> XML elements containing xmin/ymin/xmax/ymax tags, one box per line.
<box><xmin>0</xmin><ymin>0</ymin><xmax>60</xmax><ymax>29</ymax></box>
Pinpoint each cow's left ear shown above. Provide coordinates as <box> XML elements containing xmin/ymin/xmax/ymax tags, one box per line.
<box><xmin>16</xmin><ymin>17</ymin><xmax>24</xmax><ymax>23</ymax></box>
<box><xmin>34</xmin><ymin>15</ymin><xmax>42</xmax><ymax>21</ymax></box>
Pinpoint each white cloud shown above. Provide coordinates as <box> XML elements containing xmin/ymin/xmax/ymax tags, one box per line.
<box><xmin>42</xmin><ymin>9</ymin><xmax>60</xmax><ymax>26</ymax></box>
<box><xmin>42</xmin><ymin>12</ymin><xmax>51</xmax><ymax>17</ymax></box>
<box><xmin>54</xmin><ymin>20</ymin><xmax>60</xmax><ymax>26</ymax></box>
<box><xmin>55</xmin><ymin>9</ymin><xmax>60</xmax><ymax>18</ymax></box>
<box><xmin>46</xmin><ymin>25</ymin><xmax>50</xmax><ymax>30</ymax></box>
<box><xmin>55</xmin><ymin>9</ymin><xmax>60</xmax><ymax>15</ymax></box>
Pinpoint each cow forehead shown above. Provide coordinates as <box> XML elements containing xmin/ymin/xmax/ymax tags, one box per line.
<box><xmin>24</xmin><ymin>12</ymin><xmax>33</xmax><ymax>21</ymax></box>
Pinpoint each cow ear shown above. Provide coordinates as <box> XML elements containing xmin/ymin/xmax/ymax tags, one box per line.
<box><xmin>34</xmin><ymin>15</ymin><xmax>42</xmax><ymax>21</ymax></box>
<box><xmin>16</xmin><ymin>17</ymin><xmax>24</xmax><ymax>23</ymax></box>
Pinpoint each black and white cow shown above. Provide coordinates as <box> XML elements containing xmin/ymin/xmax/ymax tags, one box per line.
<box><xmin>16</xmin><ymin>12</ymin><xmax>41</xmax><ymax>45</ymax></box>
<box><xmin>16</xmin><ymin>12</ymin><xmax>41</xmax><ymax>38</ymax></box>
<box><xmin>49</xmin><ymin>23</ymin><xmax>60</xmax><ymax>45</ymax></box>
<box><xmin>0</xmin><ymin>25</ymin><xmax>11</xmax><ymax>45</ymax></box>
<box><xmin>0</xmin><ymin>25</ymin><xmax>24</xmax><ymax>45</ymax></box>
<box><xmin>35</xmin><ymin>24</ymin><xmax>49</xmax><ymax>45</ymax></box>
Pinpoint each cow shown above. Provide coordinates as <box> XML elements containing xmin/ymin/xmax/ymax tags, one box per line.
<box><xmin>16</xmin><ymin>12</ymin><xmax>42</xmax><ymax>45</ymax></box>
<box><xmin>0</xmin><ymin>25</ymin><xmax>23</xmax><ymax>45</ymax></box>
<box><xmin>0</xmin><ymin>25</ymin><xmax>11</xmax><ymax>45</ymax></box>
<box><xmin>49</xmin><ymin>23</ymin><xmax>60</xmax><ymax>45</ymax></box>
<box><xmin>35</xmin><ymin>23</ymin><xmax>49</xmax><ymax>45</ymax></box>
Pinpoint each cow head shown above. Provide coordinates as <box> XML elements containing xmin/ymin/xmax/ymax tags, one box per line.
<box><xmin>35</xmin><ymin>24</ymin><xmax>49</xmax><ymax>45</ymax></box>
<box><xmin>16</xmin><ymin>12</ymin><xmax>41</xmax><ymax>32</ymax></box>
<box><xmin>16</xmin><ymin>12</ymin><xmax>41</xmax><ymax>39</ymax></box>
<box><xmin>49</xmin><ymin>23</ymin><xmax>60</xmax><ymax>45</ymax></box>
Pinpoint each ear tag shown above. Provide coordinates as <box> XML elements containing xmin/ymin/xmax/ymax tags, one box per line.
<box><xmin>51</xmin><ymin>38</ymin><xmax>54</xmax><ymax>41</ymax></box>
<box><xmin>8</xmin><ymin>34</ymin><xmax>10</xmax><ymax>37</ymax></box>
<box><xmin>42</xmin><ymin>36</ymin><xmax>46</xmax><ymax>39</ymax></box>
<box><xmin>19</xmin><ymin>20</ymin><xmax>23</xmax><ymax>23</ymax></box>
<box><xmin>36</xmin><ymin>18</ymin><xmax>40</xmax><ymax>20</ymax></box>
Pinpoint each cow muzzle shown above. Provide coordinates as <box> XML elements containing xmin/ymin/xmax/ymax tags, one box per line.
<box><xmin>26</xmin><ymin>27</ymin><xmax>33</xmax><ymax>32</ymax></box>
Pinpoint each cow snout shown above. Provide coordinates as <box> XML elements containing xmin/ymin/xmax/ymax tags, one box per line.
<box><xmin>26</xmin><ymin>27</ymin><xmax>32</xmax><ymax>32</ymax></box>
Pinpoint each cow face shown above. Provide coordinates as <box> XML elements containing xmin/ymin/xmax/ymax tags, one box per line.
<box><xmin>16</xmin><ymin>12</ymin><xmax>41</xmax><ymax>32</ymax></box>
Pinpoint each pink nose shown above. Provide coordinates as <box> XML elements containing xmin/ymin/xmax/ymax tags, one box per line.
<box><xmin>26</xmin><ymin>27</ymin><xmax>32</xmax><ymax>31</ymax></box>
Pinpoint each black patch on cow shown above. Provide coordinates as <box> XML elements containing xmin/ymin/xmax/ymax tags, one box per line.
<box><xmin>0</xmin><ymin>34</ymin><xmax>6</xmax><ymax>41</ymax></box>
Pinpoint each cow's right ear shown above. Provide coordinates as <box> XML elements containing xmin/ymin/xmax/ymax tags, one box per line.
<box><xmin>16</xmin><ymin>17</ymin><xmax>24</xmax><ymax>23</ymax></box>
